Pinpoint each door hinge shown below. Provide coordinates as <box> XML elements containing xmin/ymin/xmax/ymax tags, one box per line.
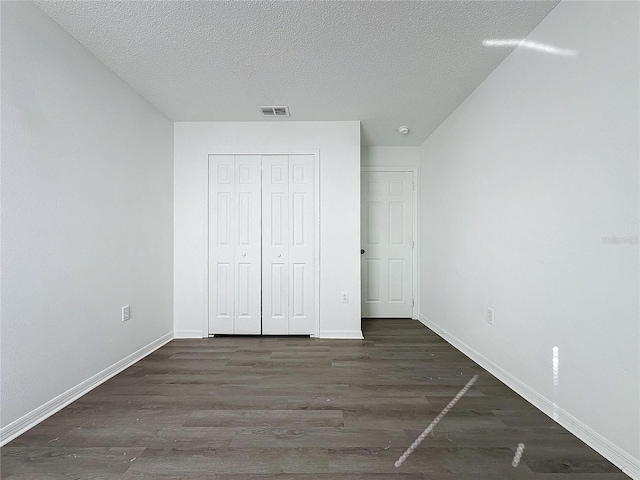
<box><xmin>412</xmin><ymin>240</ymin><xmax>414</xmax><ymax>248</ymax></box>
<box><xmin>412</xmin><ymin>299</ymin><xmax>415</xmax><ymax>307</ymax></box>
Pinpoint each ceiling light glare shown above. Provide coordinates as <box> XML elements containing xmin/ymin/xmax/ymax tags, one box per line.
<box><xmin>483</xmin><ymin>39</ymin><xmax>577</xmax><ymax>56</ymax></box>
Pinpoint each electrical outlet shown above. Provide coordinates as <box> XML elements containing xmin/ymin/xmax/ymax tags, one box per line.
<box><xmin>487</xmin><ymin>308</ymin><xmax>495</xmax><ymax>325</ymax></box>
<box><xmin>341</xmin><ymin>292</ymin><xmax>349</xmax><ymax>303</ymax></box>
<box><xmin>122</xmin><ymin>305</ymin><xmax>130</xmax><ymax>322</ymax></box>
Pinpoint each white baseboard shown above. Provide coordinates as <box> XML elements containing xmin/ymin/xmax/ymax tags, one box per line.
<box><xmin>319</xmin><ymin>330</ymin><xmax>364</xmax><ymax>339</ymax></box>
<box><xmin>174</xmin><ymin>329</ymin><xmax>205</xmax><ymax>338</ymax></box>
<box><xmin>0</xmin><ymin>331</ymin><xmax>174</xmax><ymax>447</ymax></box>
<box><xmin>175</xmin><ymin>329</ymin><xmax>364</xmax><ymax>340</ymax></box>
<box><xmin>418</xmin><ymin>314</ymin><xmax>639</xmax><ymax>480</ymax></box>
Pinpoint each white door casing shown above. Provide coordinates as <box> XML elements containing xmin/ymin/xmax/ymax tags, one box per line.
<box><xmin>361</xmin><ymin>171</ymin><xmax>414</xmax><ymax>318</ymax></box>
<box><xmin>208</xmin><ymin>154</ymin><xmax>315</xmax><ymax>335</ymax></box>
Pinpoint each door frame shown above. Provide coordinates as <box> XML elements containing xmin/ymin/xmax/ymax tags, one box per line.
<box><xmin>205</xmin><ymin>150</ymin><xmax>321</xmax><ymax>337</ymax></box>
<box><xmin>361</xmin><ymin>166</ymin><xmax>419</xmax><ymax>320</ymax></box>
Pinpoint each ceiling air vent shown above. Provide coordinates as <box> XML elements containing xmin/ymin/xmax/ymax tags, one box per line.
<box><xmin>259</xmin><ymin>106</ymin><xmax>290</xmax><ymax>117</ymax></box>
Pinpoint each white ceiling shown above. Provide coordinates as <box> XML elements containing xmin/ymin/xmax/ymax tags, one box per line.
<box><xmin>35</xmin><ymin>1</ymin><xmax>558</xmax><ymax>146</ymax></box>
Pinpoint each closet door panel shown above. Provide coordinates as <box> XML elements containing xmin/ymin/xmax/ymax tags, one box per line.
<box><xmin>208</xmin><ymin>155</ymin><xmax>235</xmax><ymax>334</ymax></box>
<box><xmin>288</xmin><ymin>155</ymin><xmax>315</xmax><ymax>335</ymax></box>
<box><xmin>234</xmin><ymin>155</ymin><xmax>262</xmax><ymax>334</ymax></box>
<box><xmin>262</xmin><ymin>156</ymin><xmax>289</xmax><ymax>334</ymax></box>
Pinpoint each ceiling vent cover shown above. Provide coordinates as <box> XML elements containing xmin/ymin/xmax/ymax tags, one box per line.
<box><xmin>259</xmin><ymin>106</ymin><xmax>290</xmax><ymax>117</ymax></box>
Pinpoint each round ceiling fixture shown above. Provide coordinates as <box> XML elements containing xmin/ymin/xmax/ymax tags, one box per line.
<box><xmin>397</xmin><ymin>126</ymin><xmax>410</xmax><ymax>135</ymax></box>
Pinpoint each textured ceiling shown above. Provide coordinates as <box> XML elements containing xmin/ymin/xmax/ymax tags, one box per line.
<box><xmin>35</xmin><ymin>1</ymin><xmax>558</xmax><ymax>146</ymax></box>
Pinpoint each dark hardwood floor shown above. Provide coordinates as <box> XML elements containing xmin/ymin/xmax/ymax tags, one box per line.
<box><xmin>1</xmin><ymin>319</ymin><xmax>628</xmax><ymax>479</ymax></box>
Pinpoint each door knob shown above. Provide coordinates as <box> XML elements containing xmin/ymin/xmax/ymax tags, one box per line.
<box><xmin>277</xmin><ymin>253</ymin><xmax>282</xmax><ymax>258</ymax></box>
<box><xmin>361</xmin><ymin>249</ymin><xmax>365</xmax><ymax>254</ymax></box>
<box><xmin>242</xmin><ymin>252</ymin><xmax>246</xmax><ymax>257</ymax></box>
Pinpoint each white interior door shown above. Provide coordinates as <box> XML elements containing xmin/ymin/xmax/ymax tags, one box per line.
<box><xmin>361</xmin><ymin>171</ymin><xmax>414</xmax><ymax>318</ymax></box>
<box><xmin>262</xmin><ymin>155</ymin><xmax>315</xmax><ymax>335</ymax></box>
<box><xmin>209</xmin><ymin>154</ymin><xmax>315</xmax><ymax>335</ymax></box>
<box><xmin>208</xmin><ymin>155</ymin><xmax>262</xmax><ymax>335</ymax></box>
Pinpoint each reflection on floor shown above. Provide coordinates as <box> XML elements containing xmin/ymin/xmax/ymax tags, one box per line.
<box><xmin>1</xmin><ymin>319</ymin><xmax>628</xmax><ymax>479</ymax></box>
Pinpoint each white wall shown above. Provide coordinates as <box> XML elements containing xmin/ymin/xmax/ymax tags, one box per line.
<box><xmin>174</xmin><ymin>121</ymin><xmax>362</xmax><ymax>338</ymax></box>
<box><xmin>1</xmin><ymin>2</ymin><xmax>174</xmax><ymax>439</ymax></box>
<box><xmin>419</xmin><ymin>1</ymin><xmax>639</xmax><ymax>476</ymax></box>
<box><xmin>361</xmin><ymin>146</ymin><xmax>419</xmax><ymax>168</ymax></box>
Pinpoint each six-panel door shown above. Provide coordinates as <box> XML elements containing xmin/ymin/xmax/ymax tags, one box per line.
<box><xmin>262</xmin><ymin>155</ymin><xmax>315</xmax><ymax>335</ymax></box>
<box><xmin>361</xmin><ymin>171</ymin><xmax>414</xmax><ymax>318</ymax></box>
<box><xmin>208</xmin><ymin>155</ymin><xmax>262</xmax><ymax>335</ymax></box>
<box><xmin>208</xmin><ymin>154</ymin><xmax>315</xmax><ymax>335</ymax></box>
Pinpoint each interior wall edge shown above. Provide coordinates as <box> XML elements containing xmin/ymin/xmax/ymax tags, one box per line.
<box><xmin>0</xmin><ymin>331</ymin><xmax>174</xmax><ymax>447</ymax></box>
<box><xmin>418</xmin><ymin>314</ymin><xmax>640</xmax><ymax>480</ymax></box>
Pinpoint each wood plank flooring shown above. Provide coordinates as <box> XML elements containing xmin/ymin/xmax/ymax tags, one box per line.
<box><xmin>1</xmin><ymin>319</ymin><xmax>628</xmax><ymax>479</ymax></box>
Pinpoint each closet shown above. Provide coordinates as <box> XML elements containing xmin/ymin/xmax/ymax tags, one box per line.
<box><xmin>208</xmin><ymin>154</ymin><xmax>316</xmax><ymax>335</ymax></box>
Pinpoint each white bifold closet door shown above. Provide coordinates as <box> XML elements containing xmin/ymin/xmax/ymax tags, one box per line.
<box><xmin>209</xmin><ymin>155</ymin><xmax>262</xmax><ymax>334</ymax></box>
<box><xmin>208</xmin><ymin>154</ymin><xmax>315</xmax><ymax>336</ymax></box>
<box><xmin>262</xmin><ymin>155</ymin><xmax>315</xmax><ymax>335</ymax></box>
